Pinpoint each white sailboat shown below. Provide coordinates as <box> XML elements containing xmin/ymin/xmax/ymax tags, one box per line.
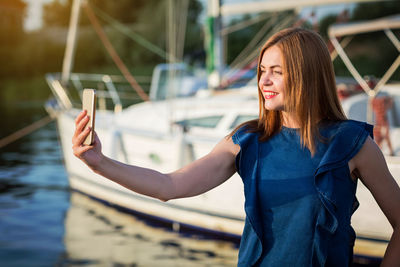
<box><xmin>46</xmin><ymin>0</ymin><xmax>400</xmax><ymax>263</ymax></box>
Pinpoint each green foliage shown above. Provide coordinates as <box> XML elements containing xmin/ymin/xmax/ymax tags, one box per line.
<box><xmin>0</xmin><ymin>30</ymin><xmax>66</xmax><ymax>79</ymax></box>
<box><xmin>0</xmin><ymin>76</ymin><xmax>50</xmax><ymax>104</ymax></box>
<box><xmin>73</xmin><ymin>27</ymin><xmax>109</xmax><ymax>72</ymax></box>
<box><xmin>90</xmin><ymin>0</ymin><xmax>148</xmax><ymax>24</ymax></box>
<box><xmin>184</xmin><ymin>0</ymin><xmax>205</xmax><ymax>65</ymax></box>
<box><xmin>352</xmin><ymin>1</ymin><xmax>400</xmax><ymax>21</ymax></box>
<box><xmin>43</xmin><ymin>0</ymin><xmax>156</xmax><ymax>27</ymax></box>
<box><xmin>126</xmin><ymin>0</ymin><xmax>168</xmax><ymax>66</ymax></box>
<box><xmin>0</xmin><ymin>0</ymin><xmax>26</xmax><ymax>45</ymax></box>
<box><xmin>318</xmin><ymin>14</ymin><xmax>337</xmax><ymax>40</ymax></box>
<box><xmin>42</xmin><ymin>0</ymin><xmax>72</xmax><ymax>27</ymax></box>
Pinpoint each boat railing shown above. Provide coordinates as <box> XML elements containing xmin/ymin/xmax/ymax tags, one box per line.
<box><xmin>46</xmin><ymin>72</ymin><xmax>151</xmax><ymax>113</ymax></box>
<box><xmin>329</xmin><ymin>14</ymin><xmax>400</xmax><ymax>123</ymax></box>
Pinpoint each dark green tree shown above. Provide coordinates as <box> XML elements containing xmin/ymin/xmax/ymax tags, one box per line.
<box><xmin>42</xmin><ymin>0</ymin><xmax>72</xmax><ymax>27</ymax></box>
<box><xmin>0</xmin><ymin>0</ymin><xmax>27</xmax><ymax>79</ymax></box>
<box><xmin>43</xmin><ymin>0</ymin><xmax>151</xmax><ymax>27</ymax></box>
<box><xmin>318</xmin><ymin>14</ymin><xmax>338</xmax><ymax>40</ymax></box>
<box><xmin>351</xmin><ymin>1</ymin><xmax>400</xmax><ymax>21</ymax></box>
<box><xmin>0</xmin><ymin>0</ymin><xmax>26</xmax><ymax>45</ymax></box>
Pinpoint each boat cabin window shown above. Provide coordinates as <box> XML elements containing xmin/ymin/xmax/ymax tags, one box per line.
<box><xmin>154</xmin><ymin>69</ymin><xmax>189</xmax><ymax>100</ymax></box>
<box><xmin>230</xmin><ymin>115</ymin><xmax>257</xmax><ymax>129</ymax></box>
<box><xmin>150</xmin><ymin>64</ymin><xmax>206</xmax><ymax>101</ymax></box>
<box><xmin>176</xmin><ymin>116</ymin><xmax>223</xmax><ymax>129</ymax></box>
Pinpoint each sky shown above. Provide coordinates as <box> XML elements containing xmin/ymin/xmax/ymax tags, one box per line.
<box><xmin>24</xmin><ymin>0</ymin><xmax>53</xmax><ymax>31</ymax></box>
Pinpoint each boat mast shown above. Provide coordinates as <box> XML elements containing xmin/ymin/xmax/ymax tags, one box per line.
<box><xmin>206</xmin><ymin>0</ymin><xmax>223</xmax><ymax>89</ymax></box>
<box><xmin>61</xmin><ymin>0</ymin><xmax>82</xmax><ymax>86</ymax></box>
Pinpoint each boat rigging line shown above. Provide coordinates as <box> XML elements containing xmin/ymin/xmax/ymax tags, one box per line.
<box><xmin>221</xmin><ymin>12</ymin><xmax>296</xmax><ymax>88</ymax></box>
<box><xmin>83</xmin><ymin>2</ymin><xmax>150</xmax><ymax>102</ymax></box>
<box><xmin>221</xmin><ymin>13</ymin><xmax>272</xmax><ymax>36</ymax></box>
<box><xmin>89</xmin><ymin>4</ymin><xmax>168</xmax><ymax>60</ymax></box>
<box><xmin>0</xmin><ymin>116</ymin><xmax>54</xmax><ymax>149</ymax></box>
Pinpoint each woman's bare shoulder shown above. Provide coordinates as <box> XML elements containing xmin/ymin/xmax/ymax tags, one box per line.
<box><xmin>212</xmin><ymin>136</ymin><xmax>241</xmax><ymax>156</ymax></box>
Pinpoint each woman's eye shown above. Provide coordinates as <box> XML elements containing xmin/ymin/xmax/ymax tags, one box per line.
<box><xmin>273</xmin><ymin>71</ymin><xmax>282</xmax><ymax>75</ymax></box>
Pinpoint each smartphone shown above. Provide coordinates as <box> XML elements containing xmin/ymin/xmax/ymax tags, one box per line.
<box><xmin>82</xmin><ymin>89</ymin><xmax>97</xmax><ymax>145</ymax></box>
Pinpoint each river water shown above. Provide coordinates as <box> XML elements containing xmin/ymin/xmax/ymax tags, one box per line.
<box><xmin>0</xmin><ymin>105</ymin><xmax>238</xmax><ymax>267</ymax></box>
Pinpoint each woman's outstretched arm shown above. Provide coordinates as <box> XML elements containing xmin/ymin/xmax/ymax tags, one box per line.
<box><xmin>350</xmin><ymin>137</ymin><xmax>400</xmax><ymax>266</ymax></box>
<box><xmin>72</xmin><ymin>110</ymin><xmax>240</xmax><ymax>202</ymax></box>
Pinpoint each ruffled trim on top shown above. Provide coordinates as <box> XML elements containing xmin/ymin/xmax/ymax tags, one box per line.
<box><xmin>312</xmin><ymin>120</ymin><xmax>373</xmax><ymax>265</ymax></box>
<box><xmin>316</xmin><ymin>120</ymin><xmax>374</xmax><ymax>177</ymax></box>
<box><xmin>232</xmin><ymin>126</ymin><xmax>263</xmax><ymax>266</ymax></box>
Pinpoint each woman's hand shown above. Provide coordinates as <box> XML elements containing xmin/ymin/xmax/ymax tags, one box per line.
<box><xmin>72</xmin><ymin>110</ymin><xmax>103</xmax><ymax>170</ymax></box>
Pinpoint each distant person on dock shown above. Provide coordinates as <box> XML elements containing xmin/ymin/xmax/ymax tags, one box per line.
<box><xmin>72</xmin><ymin>28</ymin><xmax>400</xmax><ymax>266</ymax></box>
<box><xmin>372</xmin><ymin>95</ymin><xmax>395</xmax><ymax>156</ymax></box>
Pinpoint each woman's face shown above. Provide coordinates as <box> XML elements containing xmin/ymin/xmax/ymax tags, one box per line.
<box><xmin>259</xmin><ymin>45</ymin><xmax>285</xmax><ymax>111</ymax></box>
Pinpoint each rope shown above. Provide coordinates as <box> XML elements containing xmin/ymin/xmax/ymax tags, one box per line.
<box><xmin>222</xmin><ymin>13</ymin><xmax>296</xmax><ymax>86</ymax></box>
<box><xmin>226</xmin><ymin>14</ymin><xmax>280</xmax><ymax>75</ymax></box>
<box><xmin>176</xmin><ymin>0</ymin><xmax>189</xmax><ymax>61</ymax></box>
<box><xmin>0</xmin><ymin>115</ymin><xmax>54</xmax><ymax>149</ymax></box>
<box><xmin>221</xmin><ymin>13</ymin><xmax>271</xmax><ymax>36</ymax></box>
<box><xmin>83</xmin><ymin>3</ymin><xmax>149</xmax><ymax>102</ymax></box>
<box><xmin>89</xmin><ymin>4</ymin><xmax>168</xmax><ymax>60</ymax></box>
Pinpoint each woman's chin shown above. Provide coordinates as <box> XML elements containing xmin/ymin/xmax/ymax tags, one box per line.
<box><xmin>264</xmin><ymin>104</ymin><xmax>284</xmax><ymax>111</ymax></box>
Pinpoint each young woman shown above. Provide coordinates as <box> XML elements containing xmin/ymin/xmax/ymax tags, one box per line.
<box><xmin>72</xmin><ymin>28</ymin><xmax>400</xmax><ymax>266</ymax></box>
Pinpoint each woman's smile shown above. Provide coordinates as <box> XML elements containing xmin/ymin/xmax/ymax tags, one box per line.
<box><xmin>263</xmin><ymin>90</ymin><xmax>279</xmax><ymax>99</ymax></box>
<box><xmin>258</xmin><ymin>45</ymin><xmax>285</xmax><ymax>111</ymax></box>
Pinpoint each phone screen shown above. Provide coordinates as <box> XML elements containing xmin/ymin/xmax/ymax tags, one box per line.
<box><xmin>82</xmin><ymin>89</ymin><xmax>97</xmax><ymax>145</ymax></box>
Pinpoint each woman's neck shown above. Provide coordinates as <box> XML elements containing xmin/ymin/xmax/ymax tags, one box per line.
<box><xmin>282</xmin><ymin>112</ymin><xmax>299</xmax><ymax>129</ymax></box>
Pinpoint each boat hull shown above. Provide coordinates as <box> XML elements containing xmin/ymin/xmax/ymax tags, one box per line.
<box><xmin>57</xmin><ymin>108</ymin><xmax>246</xmax><ymax>238</ymax></box>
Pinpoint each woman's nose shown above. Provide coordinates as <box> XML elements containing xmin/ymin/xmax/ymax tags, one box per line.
<box><xmin>261</xmin><ymin>73</ymin><xmax>272</xmax><ymax>85</ymax></box>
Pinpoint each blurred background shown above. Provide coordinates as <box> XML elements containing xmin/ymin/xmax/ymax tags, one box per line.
<box><xmin>0</xmin><ymin>0</ymin><xmax>399</xmax><ymax>266</ymax></box>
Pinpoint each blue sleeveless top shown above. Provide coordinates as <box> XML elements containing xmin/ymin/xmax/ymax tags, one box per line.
<box><xmin>232</xmin><ymin>120</ymin><xmax>373</xmax><ymax>266</ymax></box>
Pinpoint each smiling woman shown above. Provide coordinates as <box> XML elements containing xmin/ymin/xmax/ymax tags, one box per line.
<box><xmin>229</xmin><ymin>28</ymin><xmax>400</xmax><ymax>266</ymax></box>
<box><xmin>72</xmin><ymin>27</ymin><xmax>400</xmax><ymax>266</ymax></box>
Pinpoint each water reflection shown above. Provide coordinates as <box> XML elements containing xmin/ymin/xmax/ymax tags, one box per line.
<box><xmin>0</xmin><ymin>115</ymin><xmax>70</xmax><ymax>267</ymax></box>
<box><xmin>63</xmin><ymin>192</ymin><xmax>238</xmax><ymax>266</ymax></box>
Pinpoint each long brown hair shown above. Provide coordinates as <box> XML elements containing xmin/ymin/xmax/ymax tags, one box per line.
<box><xmin>232</xmin><ymin>27</ymin><xmax>346</xmax><ymax>155</ymax></box>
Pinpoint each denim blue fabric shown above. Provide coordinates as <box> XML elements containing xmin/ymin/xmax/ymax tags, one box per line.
<box><xmin>232</xmin><ymin>120</ymin><xmax>373</xmax><ymax>267</ymax></box>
